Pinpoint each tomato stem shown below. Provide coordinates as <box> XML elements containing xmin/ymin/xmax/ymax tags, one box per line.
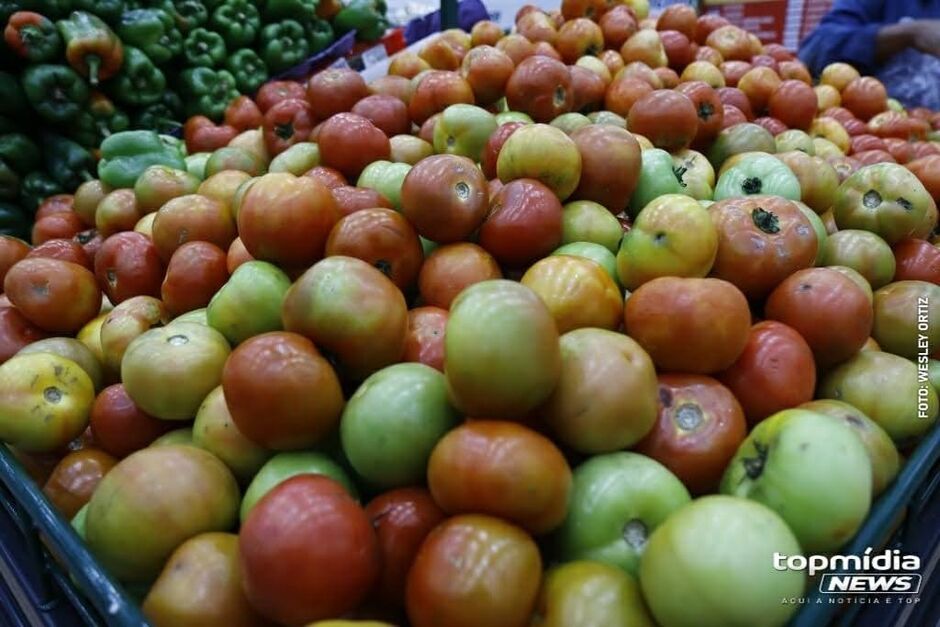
<box><xmin>863</xmin><ymin>189</ymin><xmax>882</xmax><ymax>208</ymax></box>
<box><xmin>742</xmin><ymin>441</ymin><xmax>769</xmax><ymax>480</ymax></box>
<box><xmin>741</xmin><ymin>176</ymin><xmax>762</xmax><ymax>194</ymax></box>
<box><xmin>751</xmin><ymin>207</ymin><xmax>780</xmax><ymax>234</ymax></box>
<box><xmin>672</xmin><ymin>166</ymin><xmax>688</xmax><ymax>188</ymax></box>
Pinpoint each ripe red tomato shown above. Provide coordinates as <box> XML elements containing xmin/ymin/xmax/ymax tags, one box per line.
<box><xmin>43</xmin><ymin>448</ymin><xmax>116</xmax><ymax>519</ymax></box>
<box><xmin>151</xmin><ymin>194</ymin><xmax>235</xmax><ymax>263</ymax></box>
<box><xmin>893</xmin><ymin>238</ymin><xmax>940</xmax><ymax>284</ymax></box>
<box><xmin>325</xmin><ymin>208</ymin><xmax>423</xmax><ymax>290</ymax></box>
<box><xmin>569</xmin><ymin>65</ymin><xmax>607</xmax><ymax>112</ymax></box>
<box><xmin>160</xmin><ymin>241</ymin><xmax>229</xmax><ymax>317</ymax></box>
<box><xmin>721</xmin><ymin>104</ymin><xmax>748</xmax><ymax>128</ymax></box>
<box><xmin>305</xmin><ymin>68</ymin><xmax>369</xmax><ymax>121</ymax></box>
<box><xmin>318</xmin><ymin>113</ymin><xmax>391</xmax><ymax>179</ymax></box>
<box><xmin>409</xmin><ymin>71</ymin><xmax>475</xmax><ymax>125</ymax></box>
<box><xmin>660</xmin><ymin>29</ymin><xmax>694</xmax><ymax>71</ymax></box>
<box><xmin>32</xmin><ymin>212</ymin><xmax>85</xmax><ymax>245</ymax></box>
<box><xmin>0</xmin><ymin>236</ymin><xmax>30</xmax><ymax>287</ymax></box>
<box><xmin>403</xmin><ymin>306</ymin><xmax>448</xmax><ymax>372</ymax></box>
<box><xmin>599</xmin><ymin>5</ymin><xmax>638</xmax><ymax>49</ymax></box>
<box><xmin>479</xmin><ymin>178</ymin><xmax>564</xmax><ymax>268</ymax></box>
<box><xmin>719</xmin><ymin>61</ymin><xmax>752</xmax><ymax>88</ymax></box>
<box><xmin>329</xmin><ymin>186</ymin><xmax>392</xmax><ymax>217</ymax></box>
<box><xmin>418</xmin><ymin>243</ymin><xmax>503</xmax><ymax>309</ymax></box>
<box><xmin>481</xmin><ymin>122</ymin><xmax>525</xmax><ymax>180</ymax></box>
<box><xmin>460</xmin><ymin>45</ymin><xmax>515</xmax><ymax>107</ymax></box>
<box><xmin>94</xmin><ymin>232</ymin><xmax>164</xmax><ymax>305</ymax></box>
<box><xmin>765</xmin><ymin>267</ymin><xmax>873</xmax><ymax>368</ymax></box>
<box><xmin>4</xmin><ymin>258</ymin><xmax>101</xmax><ymax>334</ymax></box>
<box><xmin>604</xmin><ymin>76</ymin><xmax>653</xmax><ymax>118</ymax></box>
<box><xmin>624</xmin><ymin>277</ymin><xmax>751</xmax><ymax>374</ymax></box>
<box><xmin>570</xmin><ymin>124</ymin><xmax>642</xmax><ymax>214</ymax></box>
<box><xmin>240</xmin><ymin>475</ymin><xmax>380</xmax><ymax>625</ymax></box>
<box><xmin>225</xmin><ymin>238</ymin><xmax>253</xmax><ymax>275</ymax></box>
<box><xmin>90</xmin><ymin>384</ymin><xmax>174</xmax><ymax>458</ymax></box>
<box><xmin>26</xmin><ymin>239</ymin><xmax>92</xmax><ymax>270</ymax></box>
<box><xmin>302</xmin><ymin>166</ymin><xmax>348</xmax><ymax>189</ymax></box>
<box><xmin>851</xmin><ymin>134</ymin><xmax>888</xmax><ymax>154</ymax></box>
<box><xmin>556</xmin><ymin>18</ymin><xmax>604</xmax><ymax>64</ymax></box>
<box><xmin>0</xmin><ymin>306</ymin><xmax>48</xmax><ymax>364</ymax></box>
<box><xmin>401</xmin><ymin>155</ymin><xmax>489</xmax><ymax>244</ymax></box>
<box><xmin>842</xmin><ymin>77</ymin><xmax>888</xmax><ymax>121</ymax></box>
<box><xmin>350</xmin><ymin>94</ymin><xmax>411</xmax><ymax>137</ymax></box>
<box><xmin>676</xmin><ymin>81</ymin><xmax>724</xmax><ymax>147</ymax></box>
<box><xmin>768</xmin><ymin>80</ymin><xmax>817</xmax><ymax>130</ymax></box>
<box><xmin>364</xmin><ymin>487</ymin><xmax>446</xmax><ymax>608</ymax></box>
<box><xmin>717</xmin><ymin>86</ymin><xmax>754</xmax><ymax>119</ymax></box>
<box><xmin>628</xmin><ymin>90</ymin><xmax>698</xmax><ymax>152</ymax></box>
<box><xmin>634</xmin><ymin>373</ymin><xmax>746</xmax><ymax>494</ymax></box>
<box><xmin>754</xmin><ymin>116</ymin><xmax>788</xmax><ymax>136</ymax></box>
<box><xmin>717</xmin><ymin>321</ymin><xmax>817</xmax><ymax>424</ymax></box>
<box><xmin>406</xmin><ymin>514</ymin><xmax>542</xmax><ymax>627</ymax></box>
<box><xmin>694</xmin><ymin>14</ymin><xmax>730</xmax><ymax>45</ymax></box>
<box><xmin>506</xmin><ymin>56</ymin><xmax>574</xmax><ymax>123</ymax></box>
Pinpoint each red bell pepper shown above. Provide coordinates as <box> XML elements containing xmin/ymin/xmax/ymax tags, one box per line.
<box><xmin>4</xmin><ymin>12</ymin><xmax>62</xmax><ymax>63</ymax></box>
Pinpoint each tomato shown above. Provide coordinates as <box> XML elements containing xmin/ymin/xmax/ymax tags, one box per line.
<box><xmin>32</xmin><ymin>212</ymin><xmax>85</xmax><ymax>246</ymax></box>
<box><xmin>495</xmin><ymin>34</ymin><xmax>536</xmax><ymax>66</ymax></box>
<box><xmin>820</xmin><ymin>229</ymin><xmax>896</xmax><ymax>288</ymax></box>
<box><xmin>403</xmin><ymin>306</ymin><xmax>447</xmax><ymax>371</ymax></box>
<box><xmin>418</xmin><ymin>243</ymin><xmax>502</xmax><ymax>309</ymax></box>
<box><xmin>640</xmin><ymin>495</ymin><xmax>804</xmax><ymax>627</ymax></box>
<box><xmin>350</xmin><ymin>95</ymin><xmax>411</xmax><ymax>138</ymax></box>
<box><xmin>767</xmin><ymin>79</ymin><xmax>816</xmax><ymax>130</ymax></box>
<box><xmin>401</xmin><ymin>155</ymin><xmax>489</xmax><ymax>244</ymax></box>
<box><xmin>737</xmin><ymin>66</ymin><xmax>780</xmax><ymax>116</ymax></box>
<box><xmin>776</xmin><ymin>151</ymin><xmax>840</xmax><ymax>214</ymax></box>
<box><xmin>283</xmin><ymin>256</ymin><xmax>407</xmax><ymax>381</ymax></box>
<box><xmin>16</xmin><ymin>337</ymin><xmax>102</xmax><ymax>392</ymax></box>
<box><xmin>906</xmin><ymin>154</ymin><xmax>940</xmax><ymax>202</ymax></box>
<box><xmin>408</xmin><ymin>71</ymin><xmax>474</xmax><ymax>125</ymax></box>
<box><xmin>5</xmin><ymin>258</ymin><xmax>101</xmax><ymax>334</ymax></box>
<box><xmin>603</xmin><ymin>75</ymin><xmax>653</xmax><ymax>119</ymax></box>
<box><xmin>872</xmin><ymin>280</ymin><xmax>940</xmax><ymax>359</ymax></box>
<box><xmin>325</xmin><ymin>208</ymin><xmax>423</xmax><ymax>290</ymax></box>
<box><xmin>820</xmin><ymin>62</ymin><xmax>860</xmax><ymax>92</ymax></box>
<box><xmin>599</xmin><ymin>5</ymin><xmax>638</xmax><ymax>49</ymax></box>
<box><xmin>388</xmin><ymin>52</ymin><xmax>431</xmax><ymax>78</ymax></box>
<box><xmin>445</xmin><ymin>280</ymin><xmax>560</xmax><ymax>418</ymax></box>
<box><xmin>635</xmin><ymin>374</ymin><xmax>746</xmax><ymax>494</ymax></box>
<box><xmin>90</xmin><ymin>384</ymin><xmax>173</xmax><ymax>458</ymax></box>
<box><xmin>480</xmin><ymin>179</ymin><xmax>564</xmax><ymax>268</ymax></box>
<box><xmin>318</xmin><ymin>113</ymin><xmax>392</xmax><ymax>180</ymax></box>
<box><xmin>306</xmin><ymin>68</ymin><xmax>369</xmax><ymax>121</ymax></box>
<box><xmin>833</xmin><ymin>163</ymin><xmax>933</xmax><ymax>244</ymax></box>
<box><xmin>707</xmin><ymin>122</ymin><xmax>775</xmax><ymax>170</ymax></box>
<box><xmin>134</xmin><ymin>165</ymin><xmax>200</xmax><ymax>215</ymax></box>
<box><xmin>718</xmin><ymin>321</ymin><xmax>816</xmax><ymax>424</ymax></box>
<box><xmin>225</xmin><ymin>238</ymin><xmax>253</xmax><ymax>275</ymax></box>
<box><xmin>842</xmin><ymin>76</ymin><xmax>887</xmax><ymax>121</ymax></box>
<box><xmin>820</xmin><ymin>351</ymin><xmax>938</xmax><ymax>443</ymax></box>
<box><xmin>457</xmin><ymin>46</ymin><xmax>513</xmax><ymax>108</ymax></box>
<box><xmin>26</xmin><ymin>238</ymin><xmax>91</xmax><ymax>270</ymax></box>
<box><xmin>304</xmin><ymin>166</ymin><xmax>348</xmax><ymax>189</ymax></box>
<box><xmin>516</xmin><ymin>10</ymin><xmax>557</xmax><ymax>45</ymax></box>
<box><xmin>555</xmin><ymin>18</ymin><xmax>604</xmax><ymax>64</ymax></box>
<box><xmin>560</xmin><ymin>200</ymin><xmax>623</xmax><ymax>252</ymax></box>
<box><xmin>708</xmin><ymin>195</ymin><xmax>817</xmax><ymax>298</ymax></box>
<box><xmin>42</xmin><ymin>448</ymin><xmax>116</xmax><ymax>518</ymax></box>
<box><xmin>569</xmin><ymin>65</ymin><xmax>607</xmax><ymax>113</ymax></box>
<box><xmin>364</xmin><ymin>488</ymin><xmax>446</xmax><ymax>608</ymax></box>
<box><xmin>627</xmin><ymin>90</ymin><xmax>698</xmax><ymax>152</ymax></box>
<box><xmin>617</xmin><ymin>194</ymin><xmax>717</xmax><ymax>290</ymax></box>
<box><xmin>470</xmin><ymin>20</ymin><xmax>503</xmax><ymax>47</ymax></box>
<box><xmin>673</xmin><ymin>81</ymin><xmax>723</xmax><ymax>149</ymax></box>
<box><xmin>765</xmin><ymin>267</ymin><xmax>873</xmax><ymax>367</ymax></box>
<box><xmin>521</xmin><ymin>255</ymin><xmax>621</xmax><ymax>333</ymax></box>
<box><xmin>99</xmin><ymin>296</ymin><xmax>168</xmax><ymax>374</ymax></box>
<box><xmin>894</xmin><ymin>238</ymin><xmax>940</xmax><ymax>284</ymax></box>
<box><xmin>93</xmin><ymin>232</ymin><xmax>163</xmax><ymax>305</ymax></box>
<box><xmin>497</xmin><ymin>123</ymin><xmax>582</xmax><ymax>200</ymax></box>
<box><xmin>122</xmin><ymin>323</ymin><xmax>230</xmax><ymax>421</ymax></box>
<box><xmin>389</xmin><ymin>135</ymin><xmax>434</xmax><ymax>165</ymax></box>
<box><xmin>716</xmin><ymin>86</ymin><xmax>753</xmax><ymax>118</ymax></box>
<box><xmin>191</xmin><ymin>385</ymin><xmax>271</xmax><ymax>484</ymax></box>
<box><xmin>0</xmin><ymin>235</ymin><xmax>30</xmax><ymax>286</ymax></box>
<box><xmin>406</xmin><ymin>514</ymin><xmax>541</xmax><ymax>627</ymax></box>
<box><xmin>161</xmin><ymin>242</ymin><xmax>228</xmax><ymax>317</ymax></box>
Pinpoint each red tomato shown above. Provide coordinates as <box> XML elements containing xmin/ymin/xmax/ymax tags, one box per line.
<box><xmin>768</xmin><ymin>80</ymin><xmax>816</xmax><ymax>130</ymax></box>
<box><xmin>604</xmin><ymin>76</ymin><xmax>653</xmax><ymax>118</ymax></box>
<box><xmin>738</xmin><ymin>66</ymin><xmax>781</xmax><ymax>116</ymax></box>
<box><xmin>717</xmin><ymin>321</ymin><xmax>817</xmax><ymax>424</ymax></box>
<box><xmin>32</xmin><ymin>212</ymin><xmax>85</xmax><ymax>245</ymax></box>
<box><xmin>765</xmin><ymin>267</ymin><xmax>873</xmax><ymax>368</ymax></box>
<box><xmin>657</xmin><ymin>3</ymin><xmax>696</xmax><ymax>39</ymax></box>
<box><xmin>506</xmin><ymin>56</ymin><xmax>574</xmax><ymax>123</ymax></box>
<box><xmin>0</xmin><ymin>305</ymin><xmax>48</xmax><ymax>364</ymax></box>
<box><xmin>401</xmin><ymin>155</ymin><xmax>489</xmax><ymax>244</ymax></box>
<box><xmin>851</xmin><ymin>134</ymin><xmax>888</xmax><ymax>154</ymax></box>
<box><xmin>255</xmin><ymin>80</ymin><xmax>306</xmax><ymax>113</ymax></box>
<box><xmin>721</xmin><ymin>104</ymin><xmax>748</xmax><ymax>128</ymax></box>
<box><xmin>481</xmin><ymin>122</ymin><xmax>525</xmax><ymax>180</ymax></box>
<box><xmin>418</xmin><ymin>243</ymin><xmax>503</xmax><ymax>309</ymax></box>
<box><xmin>628</xmin><ymin>90</ymin><xmax>698</xmax><ymax>152</ymax></box>
<box><xmin>306</xmin><ymin>68</ymin><xmax>370</xmax><ymax>121</ymax></box>
<box><xmin>240</xmin><ymin>475</ymin><xmax>380</xmax><ymax>625</ymax></box>
<box><xmin>90</xmin><ymin>384</ymin><xmax>174</xmax><ymax>458</ymax></box>
<box><xmin>364</xmin><ymin>488</ymin><xmax>446</xmax><ymax>608</ymax></box>
<box><xmin>151</xmin><ymin>194</ymin><xmax>235</xmax><ymax>263</ymax></box>
<box><xmin>676</xmin><ymin>81</ymin><xmax>724</xmax><ymax>147</ymax></box>
<box><xmin>325</xmin><ymin>208</ymin><xmax>423</xmax><ymax>290</ymax></box>
<box><xmin>409</xmin><ymin>71</ymin><xmax>475</xmax><ymax>125</ymax></box>
<box><xmin>599</xmin><ymin>5</ymin><xmax>638</xmax><ymax>50</ymax></box>
<box><xmin>717</xmin><ymin>86</ymin><xmax>754</xmax><ymax>119</ymax></box>
<box><xmin>570</xmin><ymin>124</ymin><xmax>642</xmax><ymax>214</ymax></box>
<box><xmin>624</xmin><ymin>277</ymin><xmax>751</xmax><ymax>374</ymax></box>
<box><xmin>660</xmin><ymin>29</ymin><xmax>694</xmax><ymax>71</ymax></box>
<box><xmin>161</xmin><ymin>241</ymin><xmax>228</xmax><ymax>317</ymax></box>
<box><xmin>406</xmin><ymin>514</ymin><xmax>541</xmax><ymax>627</ymax></box>
<box><xmin>461</xmin><ymin>46</ymin><xmax>515</xmax><ymax>107</ymax></box>
<box><xmin>35</xmin><ymin>195</ymin><xmax>74</xmax><ymax>221</ymax></box>
<box><xmin>25</xmin><ymin>239</ymin><xmax>91</xmax><ymax>269</ymax></box>
<box><xmin>893</xmin><ymin>238</ymin><xmax>940</xmax><ymax>284</ymax></box>
<box><xmin>0</xmin><ymin>235</ymin><xmax>30</xmax><ymax>287</ymax></box>
<box><xmin>318</xmin><ymin>113</ymin><xmax>391</xmax><ymax>179</ymax></box>
<box><xmin>694</xmin><ymin>14</ymin><xmax>730</xmax><ymax>45</ymax></box>
<box><xmin>4</xmin><ymin>258</ymin><xmax>101</xmax><ymax>334</ymax></box>
<box><xmin>479</xmin><ymin>179</ymin><xmax>563</xmax><ymax>268</ymax></box>
<box><xmin>842</xmin><ymin>77</ymin><xmax>888</xmax><ymax>121</ymax></box>
<box><xmin>226</xmin><ymin>238</ymin><xmax>254</xmax><ymax>274</ymax></box>
<box><xmin>93</xmin><ymin>232</ymin><xmax>164</xmax><ymax>305</ymax></box>
<box><xmin>42</xmin><ymin>448</ymin><xmax>116</xmax><ymax>518</ymax></box>
<box><xmin>351</xmin><ymin>94</ymin><xmax>412</xmax><ymax>137</ymax></box>
<box><xmin>302</xmin><ymin>166</ymin><xmax>348</xmax><ymax>189</ymax></box>
<box><xmin>403</xmin><ymin>306</ymin><xmax>448</xmax><ymax>372</ymax></box>
<box><xmin>556</xmin><ymin>18</ymin><xmax>604</xmax><ymax>65</ymax></box>
<box><xmin>634</xmin><ymin>374</ymin><xmax>746</xmax><ymax>494</ymax></box>
<box><xmin>753</xmin><ymin>116</ymin><xmax>788</xmax><ymax>136</ymax></box>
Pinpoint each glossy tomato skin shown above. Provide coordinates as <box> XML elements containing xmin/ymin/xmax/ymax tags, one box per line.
<box><xmin>364</xmin><ymin>488</ymin><xmax>446</xmax><ymax>608</ymax></box>
<box><xmin>718</xmin><ymin>321</ymin><xmax>816</xmax><ymax>424</ymax></box>
<box><xmin>624</xmin><ymin>276</ymin><xmax>751</xmax><ymax>374</ymax></box>
<box><xmin>99</xmin><ymin>295</ymin><xmax>169</xmax><ymax>374</ymax></box>
<box><xmin>325</xmin><ymin>208</ymin><xmax>423</xmax><ymax>290</ymax></box>
<box><xmin>43</xmin><ymin>448</ymin><xmax>117</xmax><ymax>519</ymax></box>
<box><xmin>604</xmin><ymin>76</ymin><xmax>653</xmax><ymax>118</ymax></box>
<box><xmin>222</xmin><ymin>332</ymin><xmax>344</xmax><ymax>450</ymax></box>
<box><xmin>0</xmin><ymin>236</ymin><xmax>30</xmax><ymax>286</ymax></box>
<box><xmin>634</xmin><ymin>374</ymin><xmax>747</xmax><ymax>494</ymax></box>
<box><xmin>481</xmin><ymin>122</ymin><xmax>525</xmax><ymax>180</ymax></box>
<box><xmin>480</xmin><ymin>178</ymin><xmax>564</xmax><ymax>268</ymax></box>
<box><xmin>319</xmin><ymin>113</ymin><xmax>392</xmax><ymax>180</ymax></box>
<box><xmin>90</xmin><ymin>384</ymin><xmax>174</xmax><ymax>458</ymax></box>
<box><xmin>0</xmin><ymin>305</ymin><xmax>48</xmax><ymax>364</ymax></box>
<box><xmin>417</xmin><ymin>243</ymin><xmax>502</xmax><ymax>309</ymax></box>
<box><xmin>505</xmin><ymin>56</ymin><xmax>574</xmax><ymax>124</ymax></box>
<box><xmin>4</xmin><ymin>258</ymin><xmax>101</xmax><ymax>334</ymax></box>
<box><xmin>842</xmin><ymin>77</ymin><xmax>887</xmax><ymax>121</ymax></box>
<box><xmin>94</xmin><ymin>232</ymin><xmax>164</xmax><ymax>305</ymax></box>
<box><xmin>351</xmin><ymin>94</ymin><xmax>412</xmax><ymax>137</ymax></box>
<box><xmin>406</xmin><ymin>514</ymin><xmax>542</xmax><ymax>627</ymax></box>
<box><xmin>461</xmin><ymin>46</ymin><xmax>516</xmax><ymax>107</ymax></box>
<box><xmin>570</xmin><ymin>125</ymin><xmax>642</xmax><ymax>215</ymax></box>
<box><xmin>893</xmin><ymin>238</ymin><xmax>940</xmax><ymax>284</ymax></box>
<box><xmin>240</xmin><ymin>475</ymin><xmax>380</xmax><ymax>625</ymax></box>
<box><xmin>32</xmin><ymin>212</ymin><xmax>85</xmax><ymax>245</ymax></box>
<box><xmin>151</xmin><ymin>194</ymin><xmax>236</xmax><ymax>263</ymax></box>
<box><xmin>768</xmin><ymin>80</ymin><xmax>816</xmax><ymax>130</ymax></box>
<box><xmin>428</xmin><ymin>420</ymin><xmax>571</xmax><ymax>534</ymax></box>
<box><xmin>765</xmin><ymin>267</ymin><xmax>873</xmax><ymax>368</ymax></box>
<box><xmin>409</xmin><ymin>71</ymin><xmax>475</xmax><ymax>125</ymax></box>
<box><xmin>708</xmin><ymin>195</ymin><xmax>818</xmax><ymax>299</ymax></box>
<box><xmin>306</xmin><ymin>68</ymin><xmax>370</xmax><ymax>120</ymax></box>
<box><xmin>403</xmin><ymin>306</ymin><xmax>448</xmax><ymax>371</ymax></box>
<box><xmin>400</xmin><ymin>155</ymin><xmax>489</xmax><ymax>244</ymax></box>
<box><xmin>628</xmin><ymin>90</ymin><xmax>698</xmax><ymax>152</ymax></box>
<box><xmin>676</xmin><ymin>81</ymin><xmax>724</xmax><ymax>148</ymax></box>
<box><xmin>27</xmin><ymin>239</ymin><xmax>92</xmax><ymax>270</ymax></box>
<box><xmin>161</xmin><ymin>241</ymin><xmax>229</xmax><ymax>317</ymax></box>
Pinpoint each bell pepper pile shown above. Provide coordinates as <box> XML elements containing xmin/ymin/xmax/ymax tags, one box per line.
<box><xmin>0</xmin><ymin>0</ymin><xmax>391</xmax><ymax>237</ymax></box>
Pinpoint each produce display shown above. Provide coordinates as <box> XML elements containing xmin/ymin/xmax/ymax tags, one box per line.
<box><xmin>0</xmin><ymin>0</ymin><xmax>391</xmax><ymax>239</ymax></box>
<box><xmin>2</xmin><ymin>1</ymin><xmax>940</xmax><ymax>626</ymax></box>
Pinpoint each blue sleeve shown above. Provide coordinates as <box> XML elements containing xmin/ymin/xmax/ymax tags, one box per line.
<box><xmin>798</xmin><ymin>0</ymin><xmax>887</xmax><ymax>76</ymax></box>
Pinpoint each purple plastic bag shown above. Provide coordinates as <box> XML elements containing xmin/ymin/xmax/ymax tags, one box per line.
<box><xmin>272</xmin><ymin>31</ymin><xmax>359</xmax><ymax>81</ymax></box>
<box><xmin>403</xmin><ymin>0</ymin><xmax>491</xmax><ymax>45</ymax></box>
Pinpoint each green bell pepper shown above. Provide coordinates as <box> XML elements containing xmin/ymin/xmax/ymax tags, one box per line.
<box><xmin>210</xmin><ymin>0</ymin><xmax>260</xmax><ymax>48</ymax></box>
<box><xmin>19</xmin><ymin>171</ymin><xmax>64</xmax><ymax>213</ymax></box>
<box><xmin>0</xmin><ymin>161</ymin><xmax>20</xmax><ymax>201</ymax></box>
<box><xmin>264</xmin><ymin>0</ymin><xmax>317</xmax><ymax>21</ymax></box>
<box><xmin>4</xmin><ymin>10</ymin><xmax>63</xmax><ymax>63</ymax></box>
<box><xmin>160</xmin><ymin>0</ymin><xmax>207</xmax><ymax>33</ymax></box>
<box><xmin>226</xmin><ymin>49</ymin><xmax>268</xmax><ymax>94</ymax></box>
<box><xmin>0</xmin><ymin>118</ymin><xmax>15</xmax><ymax>134</ymax></box>
<box><xmin>21</xmin><ymin>64</ymin><xmax>89</xmax><ymax>123</ymax></box>
<box><xmin>160</xmin><ymin>134</ymin><xmax>187</xmax><ymax>159</ymax></box>
<box><xmin>304</xmin><ymin>16</ymin><xmax>334</xmax><ymax>54</ymax></box>
<box><xmin>98</xmin><ymin>130</ymin><xmax>188</xmax><ymax>189</ymax></box>
<box><xmin>333</xmin><ymin>0</ymin><xmax>389</xmax><ymax>42</ymax></box>
<box><xmin>0</xmin><ymin>134</ymin><xmax>40</xmax><ymax>176</ymax></box>
<box><xmin>179</xmin><ymin>66</ymin><xmax>239</xmax><ymax>121</ymax></box>
<box><xmin>260</xmin><ymin>19</ymin><xmax>310</xmax><ymax>74</ymax></box>
<box><xmin>132</xmin><ymin>104</ymin><xmax>182</xmax><ymax>135</ymax></box>
<box><xmin>15</xmin><ymin>0</ymin><xmax>71</xmax><ymax>20</ymax></box>
<box><xmin>183</xmin><ymin>26</ymin><xmax>226</xmax><ymax>67</ymax></box>
<box><xmin>0</xmin><ymin>72</ymin><xmax>29</xmax><ymax>120</ymax></box>
<box><xmin>108</xmin><ymin>46</ymin><xmax>166</xmax><ymax>106</ymax></box>
<box><xmin>116</xmin><ymin>9</ymin><xmax>183</xmax><ymax>65</ymax></box>
<box><xmin>70</xmin><ymin>92</ymin><xmax>131</xmax><ymax>147</ymax></box>
<box><xmin>73</xmin><ymin>0</ymin><xmax>124</xmax><ymax>24</ymax></box>
<box><xmin>0</xmin><ymin>202</ymin><xmax>31</xmax><ymax>239</ymax></box>
<box><xmin>43</xmin><ymin>132</ymin><xmax>95</xmax><ymax>190</ymax></box>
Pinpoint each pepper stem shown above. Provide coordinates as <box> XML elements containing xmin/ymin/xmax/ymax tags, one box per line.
<box><xmin>85</xmin><ymin>55</ymin><xmax>101</xmax><ymax>86</ymax></box>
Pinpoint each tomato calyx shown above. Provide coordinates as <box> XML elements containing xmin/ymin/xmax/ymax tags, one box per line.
<box><xmin>742</xmin><ymin>440</ymin><xmax>769</xmax><ymax>479</ymax></box>
<box><xmin>43</xmin><ymin>386</ymin><xmax>62</xmax><ymax>403</ymax></box>
<box><xmin>698</xmin><ymin>101</ymin><xmax>715</xmax><ymax>121</ymax></box>
<box><xmin>275</xmin><ymin>122</ymin><xmax>294</xmax><ymax>140</ymax></box>
<box><xmin>862</xmin><ymin>189</ymin><xmax>881</xmax><ymax>208</ymax></box>
<box><xmin>751</xmin><ymin>207</ymin><xmax>780</xmax><ymax>234</ymax></box>
<box><xmin>741</xmin><ymin>176</ymin><xmax>762</xmax><ymax>194</ymax></box>
<box><xmin>553</xmin><ymin>85</ymin><xmax>568</xmax><ymax>107</ymax></box>
<box><xmin>672</xmin><ymin>165</ymin><xmax>688</xmax><ymax>188</ymax></box>
<box><xmin>455</xmin><ymin>181</ymin><xmax>470</xmax><ymax>199</ymax></box>
<box><xmin>673</xmin><ymin>402</ymin><xmax>703</xmax><ymax>431</ymax></box>
<box><xmin>374</xmin><ymin>259</ymin><xmax>393</xmax><ymax>276</ymax></box>
<box><xmin>621</xmin><ymin>518</ymin><xmax>648</xmax><ymax>551</ymax></box>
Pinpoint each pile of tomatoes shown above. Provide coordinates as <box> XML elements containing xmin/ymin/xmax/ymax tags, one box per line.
<box><xmin>1</xmin><ymin>2</ymin><xmax>940</xmax><ymax>626</ymax></box>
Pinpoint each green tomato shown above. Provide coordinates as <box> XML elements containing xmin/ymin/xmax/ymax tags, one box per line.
<box><xmin>204</xmin><ymin>146</ymin><xmax>265</xmax><ymax>178</ymax></box>
<box><xmin>931</xmin><ymin>359</ymin><xmax>940</xmax><ymax>397</ymax></box>
<box><xmin>561</xmin><ymin>200</ymin><xmax>623</xmax><ymax>252</ymax></box>
<box><xmin>794</xmin><ymin>200</ymin><xmax>828</xmax><ymax>265</ymax></box>
<box><xmin>150</xmin><ymin>428</ymin><xmax>194</xmax><ymax>447</ymax></box>
<box><xmin>708</xmin><ymin>123</ymin><xmax>776</xmax><ymax>171</ymax></box>
<box><xmin>672</xmin><ymin>149</ymin><xmax>714</xmax><ymax>201</ymax></box>
<box><xmin>207</xmin><ymin>260</ymin><xmax>291</xmax><ymax>345</ymax></box>
<box><xmin>774</xmin><ymin>129</ymin><xmax>815</xmax><ymax>155</ymax></box>
<box><xmin>553</xmin><ymin>452</ymin><xmax>691</xmax><ymax>576</ymax></box>
<box><xmin>534</xmin><ymin>561</ymin><xmax>655</xmax><ymax>627</ymax></box>
<box><xmin>639</xmin><ymin>495</ymin><xmax>805</xmax><ymax>627</ymax></box>
<box><xmin>340</xmin><ymin>363</ymin><xmax>460</xmax><ymax>489</ymax></box>
<box><xmin>629</xmin><ymin>148</ymin><xmax>692</xmax><ymax>218</ymax></box>
<box><xmin>553</xmin><ymin>242</ymin><xmax>620</xmax><ymax>286</ymax></box>
<box><xmin>720</xmin><ymin>409</ymin><xmax>872</xmax><ymax>553</ymax></box>
<box><xmin>551</xmin><ymin>112</ymin><xmax>593</xmax><ymax>135</ymax></box>
<box><xmin>72</xmin><ymin>503</ymin><xmax>88</xmax><ymax>539</ymax></box>
<box><xmin>588</xmin><ymin>110</ymin><xmax>627</xmax><ymax>128</ymax></box>
<box><xmin>434</xmin><ymin>104</ymin><xmax>498</xmax><ymax>162</ymax></box>
<box><xmin>240</xmin><ymin>451</ymin><xmax>358</xmax><ymax>523</ymax></box>
<box><xmin>192</xmin><ymin>385</ymin><xmax>272</xmax><ymax>483</ymax></box>
<box><xmin>819</xmin><ymin>229</ymin><xmax>896</xmax><ymax>288</ymax></box>
<box><xmin>496</xmin><ymin>111</ymin><xmax>533</xmax><ymax>125</ymax></box>
<box><xmin>833</xmin><ymin>163</ymin><xmax>933</xmax><ymax>244</ymax></box>
<box><xmin>171</xmin><ymin>308</ymin><xmax>208</xmax><ymax>326</ymax></box>
<box><xmin>714</xmin><ymin>153</ymin><xmax>801</xmax><ymax>201</ymax></box>
<box><xmin>185</xmin><ymin>153</ymin><xmax>211</xmax><ymax>180</ymax></box>
<box><xmin>267</xmin><ymin>142</ymin><xmax>320</xmax><ymax>175</ymax></box>
<box><xmin>872</xmin><ymin>280</ymin><xmax>940</xmax><ymax>359</ymax></box>
<box><xmin>357</xmin><ymin>160</ymin><xmax>412</xmax><ymax>211</ymax></box>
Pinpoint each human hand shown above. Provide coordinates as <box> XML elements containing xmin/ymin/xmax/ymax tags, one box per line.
<box><xmin>907</xmin><ymin>20</ymin><xmax>940</xmax><ymax>57</ymax></box>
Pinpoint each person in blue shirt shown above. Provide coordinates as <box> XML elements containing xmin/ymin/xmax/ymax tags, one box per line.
<box><xmin>799</xmin><ymin>0</ymin><xmax>940</xmax><ymax>109</ymax></box>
